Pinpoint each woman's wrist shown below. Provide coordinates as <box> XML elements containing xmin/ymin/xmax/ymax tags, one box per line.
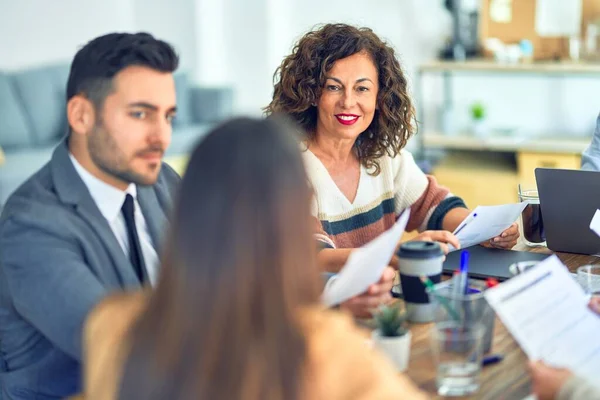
<box><xmin>317</xmin><ymin>248</ymin><xmax>354</xmax><ymax>273</ymax></box>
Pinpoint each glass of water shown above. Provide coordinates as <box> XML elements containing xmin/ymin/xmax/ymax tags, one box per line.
<box><xmin>577</xmin><ymin>265</ymin><xmax>600</xmax><ymax>298</ymax></box>
<box><xmin>518</xmin><ymin>184</ymin><xmax>546</xmax><ymax>247</ymax></box>
<box><xmin>431</xmin><ymin>321</ymin><xmax>484</xmax><ymax>397</ymax></box>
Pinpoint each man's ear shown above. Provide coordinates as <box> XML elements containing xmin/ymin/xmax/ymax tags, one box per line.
<box><xmin>67</xmin><ymin>95</ymin><xmax>95</xmax><ymax>136</ymax></box>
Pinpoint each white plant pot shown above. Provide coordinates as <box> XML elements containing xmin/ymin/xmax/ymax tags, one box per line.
<box><xmin>472</xmin><ymin>119</ymin><xmax>488</xmax><ymax>138</ymax></box>
<box><xmin>371</xmin><ymin>330</ymin><xmax>412</xmax><ymax>372</ymax></box>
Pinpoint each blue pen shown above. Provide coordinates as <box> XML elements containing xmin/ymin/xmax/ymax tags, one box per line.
<box><xmin>453</xmin><ymin>213</ymin><xmax>477</xmax><ymax>236</ymax></box>
<box><xmin>458</xmin><ymin>250</ymin><xmax>470</xmax><ymax>295</ymax></box>
<box><xmin>482</xmin><ymin>354</ymin><xmax>504</xmax><ymax>367</ymax></box>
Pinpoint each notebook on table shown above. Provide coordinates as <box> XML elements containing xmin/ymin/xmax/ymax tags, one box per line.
<box><xmin>442</xmin><ymin>245</ymin><xmax>550</xmax><ymax>281</ymax></box>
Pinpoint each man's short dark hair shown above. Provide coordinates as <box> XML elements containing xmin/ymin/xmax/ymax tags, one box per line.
<box><xmin>66</xmin><ymin>32</ymin><xmax>179</xmax><ymax>109</ymax></box>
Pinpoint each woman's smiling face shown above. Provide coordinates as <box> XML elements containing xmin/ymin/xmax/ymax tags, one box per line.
<box><xmin>315</xmin><ymin>51</ymin><xmax>379</xmax><ymax>141</ymax></box>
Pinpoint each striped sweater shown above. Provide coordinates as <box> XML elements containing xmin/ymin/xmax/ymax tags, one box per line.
<box><xmin>304</xmin><ymin>149</ymin><xmax>466</xmax><ymax>249</ymax></box>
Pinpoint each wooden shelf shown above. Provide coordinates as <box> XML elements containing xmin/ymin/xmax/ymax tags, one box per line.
<box><xmin>419</xmin><ymin>60</ymin><xmax>600</xmax><ymax>75</ymax></box>
<box><xmin>423</xmin><ymin>132</ymin><xmax>590</xmax><ymax>154</ymax></box>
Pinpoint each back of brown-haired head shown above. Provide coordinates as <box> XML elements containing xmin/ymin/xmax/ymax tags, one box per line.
<box><xmin>119</xmin><ymin>117</ymin><xmax>320</xmax><ymax>400</ymax></box>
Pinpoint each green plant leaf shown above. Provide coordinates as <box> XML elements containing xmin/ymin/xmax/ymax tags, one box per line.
<box><xmin>374</xmin><ymin>304</ymin><xmax>409</xmax><ymax>337</ymax></box>
<box><xmin>471</xmin><ymin>102</ymin><xmax>486</xmax><ymax>120</ymax></box>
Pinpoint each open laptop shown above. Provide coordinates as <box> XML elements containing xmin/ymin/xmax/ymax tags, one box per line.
<box><xmin>442</xmin><ymin>245</ymin><xmax>549</xmax><ymax>281</ymax></box>
<box><xmin>535</xmin><ymin>168</ymin><xmax>600</xmax><ymax>255</ymax></box>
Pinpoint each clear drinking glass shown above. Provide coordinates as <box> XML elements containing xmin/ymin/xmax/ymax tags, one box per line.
<box><xmin>426</xmin><ymin>279</ymin><xmax>495</xmax><ymax>353</ymax></box>
<box><xmin>577</xmin><ymin>265</ymin><xmax>600</xmax><ymax>298</ymax></box>
<box><xmin>518</xmin><ymin>184</ymin><xmax>546</xmax><ymax>247</ymax></box>
<box><xmin>431</xmin><ymin>321</ymin><xmax>484</xmax><ymax>397</ymax></box>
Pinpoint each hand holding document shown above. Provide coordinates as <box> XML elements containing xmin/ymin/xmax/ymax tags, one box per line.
<box><xmin>485</xmin><ymin>256</ymin><xmax>600</xmax><ymax>388</ymax></box>
<box><xmin>450</xmin><ymin>202</ymin><xmax>527</xmax><ymax>251</ymax></box>
<box><xmin>322</xmin><ymin>210</ymin><xmax>410</xmax><ymax>307</ymax></box>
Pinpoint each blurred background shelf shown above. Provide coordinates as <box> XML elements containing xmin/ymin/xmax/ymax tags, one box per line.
<box><xmin>427</xmin><ymin>144</ymin><xmax>582</xmax><ymax>208</ymax></box>
<box><xmin>416</xmin><ymin>57</ymin><xmax>595</xmax><ymax>209</ymax></box>
<box><xmin>420</xmin><ymin>60</ymin><xmax>600</xmax><ymax>75</ymax></box>
<box><xmin>423</xmin><ymin>132</ymin><xmax>590</xmax><ymax>153</ymax></box>
<box><xmin>423</xmin><ymin>131</ymin><xmax>585</xmax><ymax>208</ymax></box>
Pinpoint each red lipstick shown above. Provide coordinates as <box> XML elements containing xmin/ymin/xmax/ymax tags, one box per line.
<box><xmin>335</xmin><ymin>113</ymin><xmax>359</xmax><ymax>126</ymax></box>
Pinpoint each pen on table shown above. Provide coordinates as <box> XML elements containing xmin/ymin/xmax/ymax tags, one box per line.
<box><xmin>420</xmin><ymin>276</ymin><xmax>460</xmax><ymax>321</ymax></box>
<box><xmin>482</xmin><ymin>354</ymin><xmax>504</xmax><ymax>367</ymax></box>
<box><xmin>453</xmin><ymin>213</ymin><xmax>478</xmax><ymax>236</ymax></box>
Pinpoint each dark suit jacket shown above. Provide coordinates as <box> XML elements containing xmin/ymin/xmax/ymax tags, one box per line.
<box><xmin>0</xmin><ymin>141</ymin><xmax>179</xmax><ymax>399</ymax></box>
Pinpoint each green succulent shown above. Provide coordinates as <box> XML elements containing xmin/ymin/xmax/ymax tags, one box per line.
<box><xmin>471</xmin><ymin>102</ymin><xmax>486</xmax><ymax>120</ymax></box>
<box><xmin>374</xmin><ymin>304</ymin><xmax>409</xmax><ymax>337</ymax></box>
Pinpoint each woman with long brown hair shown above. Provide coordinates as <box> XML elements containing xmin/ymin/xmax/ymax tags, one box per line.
<box><xmin>81</xmin><ymin>117</ymin><xmax>428</xmax><ymax>399</ymax></box>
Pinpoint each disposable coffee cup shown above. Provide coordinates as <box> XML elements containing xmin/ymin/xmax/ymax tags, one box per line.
<box><xmin>397</xmin><ymin>241</ymin><xmax>445</xmax><ymax>323</ymax></box>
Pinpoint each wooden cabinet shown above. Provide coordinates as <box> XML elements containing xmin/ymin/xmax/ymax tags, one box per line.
<box><xmin>431</xmin><ymin>152</ymin><xmax>518</xmax><ymax>208</ymax></box>
<box><xmin>517</xmin><ymin>152</ymin><xmax>581</xmax><ymax>187</ymax></box>
<box><xmin>431</xmin><ymin>149</ymin><xmax>583</xmax><ymax>208</ymax></box>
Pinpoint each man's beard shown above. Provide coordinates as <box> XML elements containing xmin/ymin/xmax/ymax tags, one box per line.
<box><xmin>87</xmin><ymin>123</ymin><xmax>163</xmax><ymax>186</ymax></box>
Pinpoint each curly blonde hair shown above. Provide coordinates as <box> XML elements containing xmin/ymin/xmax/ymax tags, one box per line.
<box><xmin>264</xmin><ymin>23</ymin><xmax>416</xmax><ymax>175</ymax></box>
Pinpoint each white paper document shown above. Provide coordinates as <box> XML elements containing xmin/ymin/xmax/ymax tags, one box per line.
<box><xmin>535</xmin><ymin>0</ymin><xmax>582</xmax><ymax>37</ymax></box>
<box><xmin>322</xmin><ymin>210</ymin><xmax>410</xmax><ymax>307</ymax></box>
<box><xmin>485</xmin><ymin>256</ymin><xmax>600</xmax><ymax>388</ymax></box>
<box><xmin>590</xmin><ymin>209</ymin><xmax>600</xmax><ymax>237</ymax></box>
<box><xmin>450</xmin><ymin>202</ymin><xmax>527</xmax><ymax>251</ymax></box>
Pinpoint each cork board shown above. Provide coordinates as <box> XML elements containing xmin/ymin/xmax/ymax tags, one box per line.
<box><xmin>481</xmin><ymin>0</ymin><xmax>600</xmax><ymax>60</ymax></box>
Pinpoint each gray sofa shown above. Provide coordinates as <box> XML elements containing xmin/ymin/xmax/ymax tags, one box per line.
<box><xmin>0</xmin><ymin>63</ymin><xmax>233</xmax><ymax>204</ymax></box>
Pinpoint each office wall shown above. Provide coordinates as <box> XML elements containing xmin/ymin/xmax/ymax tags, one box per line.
<box><xmin>0</xmin><ymin>0</ymin><xmax>135</xmax><ymax>70</ymax></box>
<box><xmin>0</xmin><ymin>0</ymin><xmax>195</xmax><ymax>71</ymax></box>
<box><xmin>133</xmin><ymin>0</ymin><xmax>197</xmax><ymax>72</ymax></box>
<box><xmin>2</xmin><ymin>0</ymin><xmax>600</xmax><ymax>136</ymax></box>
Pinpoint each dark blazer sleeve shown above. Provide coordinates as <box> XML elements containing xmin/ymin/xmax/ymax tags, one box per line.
<box><xmin>0</xmin><ymin>216</ymin><xmax>108</xmax><ymax>361</ymax></box>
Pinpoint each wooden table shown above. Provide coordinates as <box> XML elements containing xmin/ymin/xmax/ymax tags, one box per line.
<box><xmin>405</xmin><ymin>242</ymin><xmax>600</xmax><ymax>399</ymax></box>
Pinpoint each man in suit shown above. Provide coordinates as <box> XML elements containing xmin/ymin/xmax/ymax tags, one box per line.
<box><xmin>0</xmin><ymin>32</ymin><xmax>180</xmax><ymax>399</ymax></box>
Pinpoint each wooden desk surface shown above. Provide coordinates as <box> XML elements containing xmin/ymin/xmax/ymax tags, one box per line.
<box><xmin>405</xmin><ymin>242</ymin><xmax>600</xmax><ymax>399</ymax></box>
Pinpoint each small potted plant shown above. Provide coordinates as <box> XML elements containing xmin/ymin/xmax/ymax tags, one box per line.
<box><xmin>372</xmin><ymin>304</ymin><xmax>412</xmax><ymax>372</ymax></box>
<box><xmin>470</xmin><ymin>102</ymin><xmax>488</xmax><ymax>138</ymax></box>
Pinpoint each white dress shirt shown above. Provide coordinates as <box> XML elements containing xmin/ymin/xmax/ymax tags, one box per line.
<box><xmin>70</xmin><ymin>154</ymin><xmax>159</xmax><ymax>285</ymax></box>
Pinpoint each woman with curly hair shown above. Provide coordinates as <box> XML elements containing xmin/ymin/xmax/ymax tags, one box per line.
<box><xmin>265</xmin><ymin>23</ymin><xmax>519</xmax><ymax>278</ymax></box>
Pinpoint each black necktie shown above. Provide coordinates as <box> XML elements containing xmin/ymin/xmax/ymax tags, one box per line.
<box><xmin>121</xmin><ymin>194</ymin><xmax>147</xmax><ymax>283</ymax></box>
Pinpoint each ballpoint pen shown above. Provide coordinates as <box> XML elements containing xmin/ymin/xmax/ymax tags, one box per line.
<box><xmin>453</xmin><ymin>213</ymin><xmax>478</xmax><ymax>236</ymax></box>
<box><xmin>458</xmin><ymin>250</ymin><xmax>470</xmax><ymax>295</ymax></box>
<box><xmin>482</xmin><ymin>354</ymin><xmax>504</xmax><ymax>367</ymax></box>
